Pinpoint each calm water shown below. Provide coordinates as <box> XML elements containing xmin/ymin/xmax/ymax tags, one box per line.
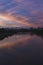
<box><xmin>0</xmin><ymin>34</ymin><xmax>43</xmax><ymax>65</ymax></box>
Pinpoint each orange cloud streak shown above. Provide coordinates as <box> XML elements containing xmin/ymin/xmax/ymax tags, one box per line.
<box><xmin>0</xmin><ymin>14</ymin><xmax>37</xmax><ymax>27</ymax></box>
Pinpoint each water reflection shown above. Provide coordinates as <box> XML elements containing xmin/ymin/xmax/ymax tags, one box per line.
<box><xmin>0</xmin><ymin>34</ymin><xmax>32</xmax><ymax>48</ymax></box>
<box><xmin>0</xmin><ymin>34</ymin><xmax>43</xmax><ymax>65</ymax></box>
<box><xmin>0</xmin><ymin>31</ymin><xmax>43</xmax><ymax>41</ymax></box>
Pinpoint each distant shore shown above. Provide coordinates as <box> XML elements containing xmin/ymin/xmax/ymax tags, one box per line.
<box><xmin>0</xmin><ymin>28</ymin><xmax>43</xmax><ymax>40</ymax></box>
<box><xmin>0</xmin><ymin>27</ymin><xmax>43</xmax><ymax>34</ymax></box>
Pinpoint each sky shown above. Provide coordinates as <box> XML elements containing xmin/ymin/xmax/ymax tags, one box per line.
<box><xmin>0</xmin><ymin>0</ymin><xmax>43</xmax><ymax>28</ymax></box>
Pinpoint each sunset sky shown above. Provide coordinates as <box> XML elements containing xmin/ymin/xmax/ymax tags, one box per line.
<box><xmin>0</xmin><ymin>0</ymin><xmax>43</xmax><ymax>28</ymax></box>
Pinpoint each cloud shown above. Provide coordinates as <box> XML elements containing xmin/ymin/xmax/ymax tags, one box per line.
<box><xmin>0</xmin><ymin>0</ymin><xmax>43</xmax><ymax>28</ymax></box>
<box><xmin>0</xmin><ymin>14</ymin><xmax>37</xmax><ymax>27</ymax></box>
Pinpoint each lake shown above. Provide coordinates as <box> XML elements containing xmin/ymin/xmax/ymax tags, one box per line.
<box><xmin>0</xmin><ymin>34</ymin><xmax>43</xmax><ymax>65</ymax></box>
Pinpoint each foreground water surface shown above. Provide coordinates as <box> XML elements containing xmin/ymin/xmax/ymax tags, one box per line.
<box><xmin>0</xmin><ymin>34</ymin><xmax>43</xmax><ymax>65</ymax></box>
